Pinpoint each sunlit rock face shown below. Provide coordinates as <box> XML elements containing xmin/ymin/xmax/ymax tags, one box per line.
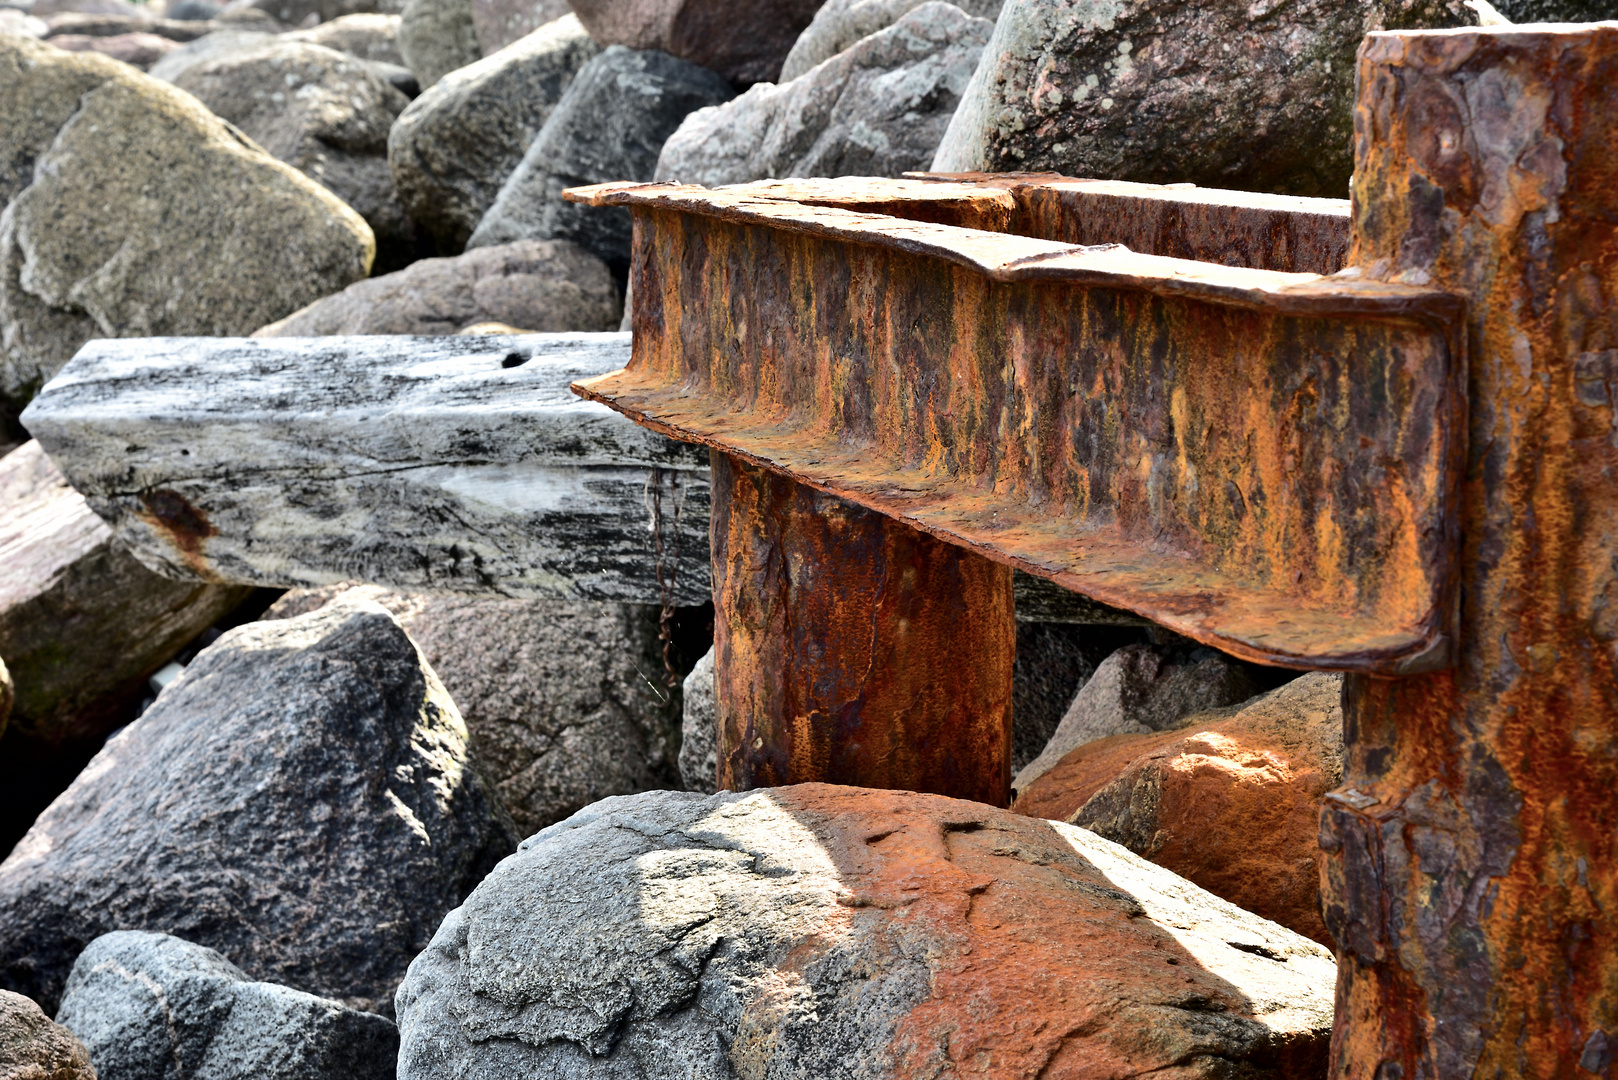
<box><xmin>397</xmin><ymin>783</ymin><xmax>1337</xmax><ymax>1079</ymax></box>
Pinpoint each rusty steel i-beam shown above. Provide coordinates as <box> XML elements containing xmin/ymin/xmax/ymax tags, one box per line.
<box><xmin>569</xmin><ymin>21</ymin><xmax>1617</xmax><ymax>1073</ymax></box>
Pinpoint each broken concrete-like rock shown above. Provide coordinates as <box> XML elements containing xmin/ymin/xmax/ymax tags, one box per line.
<box><xmin>0</xmin><ymin>35</ymin><xmax>373</xmax><ymax>424</ymax></box>
<box><xmin>285</xmin><ymin>12</ymin><xmax>403</xmax><ymax>64</ymax></box>
<box><xmin>397</xmin><ymin>785</ymin><xmax>1336</xmax><ymax>1078</ymax></box>
<box><xmin>143</xmin><ymin>28</ymin><xmax>275</xmax><ymax>80</ymax></box>
<box><xmin>567</xmin><ymin>0</ymin><xmax>823</xmax><ymax>84</ymax></box>
<box><xmin>388</xmin><ymin>14</ymin><xmax>600</xmax><ymax>251</ymax></box>
<box><xmin>263</xmin><ymin>584</ymin><xmax>699</xmax><ymax>837</ymax></box>
<box><xmin>57</xmin><ymin>931</ymin><xmax>397</xmax><ymax>1080</ymax></box>
<box><xmin>172</xmin><ymin>41</ymin><xmax>418</xmax><ymax>271</ymax></box>
<box><xmin>1013</xmin><ymin>642</ymin><xmax>1264</xmax><ymax>795</ymax></box>
<box><xmin>1016</xmin><ymin>672</ymin><xmax>1344</xmax><ymax>945</ymax></box>
<box><xmin>0</xmin><ymin>595</ymin><xmax>519</xmax><ymax>1016</ymax></box>
<box><xmin>654</xmin><ymin>2</ymin><xmax>991</xmax><ymax>187</ymax></box>
<box><xmin>398</xmin><ymin>0</ymin><xmax>477</xmax><ymax>86</ymax></box>
<box><xmin>253</xmin><ymin>238</ymin><xmax>619</xmax><ymax>335</ymax></box>
<box><xmin>779</xmin><ymin>0</ymin><xmax>1003</xmax><ymax>82</ymax></box>
<box><xmin>470</xmin><ymin>0</ymin><xmax>567</xmax><ymax>55</ymax></box>
<box><xmin>0</xmin><ymin>989</ymin><xmax>94</xmax><ymax>1080</ymax></box>
<box><xmin>930</xmin><ymin>0</ymin><xmax>1483</xmax><ymax>198</ymax></box>
<box><xmin>469</xmin><ymin>44</ymin><xmax>734</xmax><ymax>276</ymax></box>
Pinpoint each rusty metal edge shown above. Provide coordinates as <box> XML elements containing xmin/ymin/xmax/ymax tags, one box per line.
<box><xmin>563</xmin><ymin>182</ymin><xmax>1465</xmax><ymax>331</ymax></box>
<box><xmin>904</xmin><ymin>170</ymin><xmax>1352</xmax><ymax>220</ymax></box>
<box><xmin>573</xmin><ymin>372</ymin><xmax>1457</xmax><ymax>676</ymax></box>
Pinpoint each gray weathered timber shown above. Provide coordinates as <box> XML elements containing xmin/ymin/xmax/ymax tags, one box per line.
<box><xmin>20</xmin><ymin>332</ymin><xmax>714</xmax><ymax>606</ymax></box>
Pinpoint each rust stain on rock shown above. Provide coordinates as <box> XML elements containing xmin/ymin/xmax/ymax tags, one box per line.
<box><xmin>137</xmin><ymin>488</ymin><xmax>220</xmax><ymax>580</ymax></box>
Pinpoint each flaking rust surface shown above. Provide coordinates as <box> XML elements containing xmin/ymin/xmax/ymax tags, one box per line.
<box><xmin>1323</xmin><ymin>24</ymin><xmax>1618</xmax><ymax>1078</ymax></box>
<box><xmin>569</xmin><ymin>184</ymin><xmax>1466</xmax><ymax>673</ymax></box>
<box><xmin>711</xmin><ymin>453</ymin><xmax>1015</xmax><ymax>806</ymax></box>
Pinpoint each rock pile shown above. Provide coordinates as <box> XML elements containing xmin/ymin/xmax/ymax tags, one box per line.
<box><xmin>0</xmin><ymin>596</ymin><xmax>518</xmax><ymax>1015</ymax></box>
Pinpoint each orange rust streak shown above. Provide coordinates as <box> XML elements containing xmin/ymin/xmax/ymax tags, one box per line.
<box><xmin>136</xmin><ymin>489</ymin><xmax>220</xmax><ymax>582</ymax></box>
<box><xmin>577</xmin><ymin>201</ymin><xmax>1465</xmax><ymax>673</ymax></box>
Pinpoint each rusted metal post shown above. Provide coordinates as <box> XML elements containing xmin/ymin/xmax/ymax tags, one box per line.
<box><xmin>711</xmin><ymin>452</ymin><xmax>1015</xmax><ymax>805</ymax></box>
<box><xmin>1321</xmin><ymin>24</ymin><xmax>1618</xmax><ymax>1077</ymax></box>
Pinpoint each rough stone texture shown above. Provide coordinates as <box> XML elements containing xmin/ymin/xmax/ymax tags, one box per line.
<box><xmin>1009</xmin><ymin>622</ymin><xmax>1150</xmax><ymax>775</ymax></box>
<box><xmin>653</xmin><ymin>2</ymin><xmax>990</xmax><ymax>187</ymax></box>
<box><xmin>252</xmin><ymin>239</ymin><xmax>620</xmax><ymax>335</ymax></box>
<box><xmin>398</xmin><ymin>0</ymin><xmax>477</xmax><ymax>86</ymax></box>
<box><xmin>32</xmin><ymin>0</ymin><xmax>142</xmax><ymax>16</ymax></box>
<box><xmin>57</xmin><ymin>932</ymin><xmax>396</xmax><ymax>1080</ymax></box>
<box><xmin>680</xmin><ymin>625</ymin><xmax>1150</xmax><ymax>793</ymax></box>
<box><xmin>1493</xmin><ymin>0</ymin><xmax>1618</xmax><ymax>15</ymax></box>
<box><xmin>469</xmin><ymin>45</ymin><xmax>734</xmax><ymax>277</ymax></box>
<box><xmin>285</xmin><ymin>13</ymin><xmax>402</xmax><ymax>63</ymax></box>
<box><xmin>0</xmin><ymin>596</ymin><xmax>520</xmax><ymax>1016</ymax></box>
<box><xmin>779</xmin><ymin>0</ymin><xmax>1002</xmax><ymax>82</ymax></box>
<box><xmin>248</xmin><ymin>0</ymin><xmax>404</xmax><ymax>32</ymax></box>
<box><xmin>0</xmin><ymin>440</ymin><xmax>250</xmax><ymax>752</ymax></box>
<box><xmin>0</xmin><ymin>36</ymin><xmax>373</xmax><ymax>424</ymax></box>
<box><xmin>568</xmin><ymin>0</ymin><xmax>823</xmax><ymax>84</ymax></box>
<box><xmin>469</xmin><ymin>0</ymin><xmax>565</xmax><ymax>54</ymax></box>
<box><xmin>678</xmin><ymin>646</ymin><xmax>717</xmax><ymax>793</ymax></box>
<box><xmin>397</xmin><ymin>784</ymin><xmax>1336</xmax><ymax>1079</ymax></box>
<box><xmin>388</xmin><ymin>14</ymin><xmax>600</xmax><ymax>251</ymax></box>
<box><xmin>261</xmin><ymin>584</ymin><xmax>702</xmax><ymax>837</ymax></box>
<box><xmin>930</xmin><ymin>0</ymin><xmax>1484</xmax><ymax>198</ymax></box>
<box><xmin>43</xmin><ymin>31</ymin><xmax>182</xmax><ymax>67</ymax></box>
<box><xmin>0</xmin><ymin>989</ymin><xmax>94</xmax><ymax>1080</ymax></box>
<box><xmin>173</xmin><ymin>42</ymin><xmax>418</xmax><ymax>270</ymax></box>
<box><xmin>1012</xmin><ymin>642</ymin><xmax>1265</xmax><ymax>796</ymax></box>
<box><xmin>144</xmin><ymin>28</ymin><xmax>274</xmax><ymax>79</ymax></box>
<box><xmin>1015</xmin><ymin>672</ymin><xmax>1343</xmax><ymax>945</ymax></box>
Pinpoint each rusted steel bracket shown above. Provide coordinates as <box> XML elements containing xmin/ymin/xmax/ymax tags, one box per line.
<box><xmin>569</xmin><ymin>177</ymin><xmax>1466</xmax><ymax>675</ymax></box>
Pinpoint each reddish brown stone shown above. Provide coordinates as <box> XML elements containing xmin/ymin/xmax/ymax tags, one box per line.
<box><xmin>46</xmin><ymin>31</ymin><xmax>182</xmax><ymax>69</ymax></box>
<box><xmin>0</xmin><ymin>989</ymin><xmax>95</xmax><ymax>1080</ymax></box>
<box><xmin>1014</xmin><ymin>673</ymin><xmax>1343</xmax><ymax>946</ymax></box>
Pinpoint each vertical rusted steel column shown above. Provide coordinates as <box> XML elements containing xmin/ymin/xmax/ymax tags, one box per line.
<box><xmin>1323</xmin><ymin>25</ymin><xmax>1618</xmax><ymax>1077</ymax></box>
<box><xmin>710</xmin><ymin>452</ymin><xmax>1016</xmax><ymax>806</ymax></box>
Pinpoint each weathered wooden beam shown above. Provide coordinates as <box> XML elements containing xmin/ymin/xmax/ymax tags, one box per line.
<box><xmin>570</xmin><ymin>180</ymin><xmax>1466</xmax><ymax>674</ymax></box>
<box><xmin>1323</xmin><ymin>24</ymin><xmax>1618</xmax><ymax>1077</ymax></box>
<box><xmin>19</xmin><ymin>333</ymin><xmax>715</xmax><ymax>605</ymax></box>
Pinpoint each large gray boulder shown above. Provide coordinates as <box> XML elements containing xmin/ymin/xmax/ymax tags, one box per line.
<box><xmin>0</xmin><ymin>36</ymin><xmax>373</xmax><ymax>425</ymax></box>
<box><xmin>57</xmin><ymin>932</ymin><xmax>397</xmax><ymax>1080</ymax></box>
<box><xmin>252</xmin><ymin>238</ymin><xmax>620</xmax><ymax>335</ymax></box>
<box><xmin>173</xmin><ymin>41</ymin><xmax>419</xmax><ymax>272</ymax></box>
<box><xmin>0</xmin><ymin>595</ymin><xmax>520</xmax><ymax>1016</ymax></box>
<box><xmin>567</xmin><ymin>0</ymin><xmax>824</xmax><ymax>84</ymax></box>
<box><xmin>263</xmin><ymin>585</ymin><xmax>697</xmax><ymax>837</ymax></box>
<box><xmin>778</xmin><ymin>0</ymin><xmax>1002</xmax><ymax>82</ymax></box>
<box><xmin>470</xmin><ymin>0</ymin><xmax>567</xmax><ymax>54</ymax></box>
<box><xmin>930</xmin><ymin>0</ymin><xmax>1485</xmax><ymax>198</ymax></box>
<box><xmin>468</xmin><ymin>45</ymin><xmax>734</xmax><ymax>277</ymax></box>
<box><xmin>654</xmin><ymin>2</ymin><xmax>990</xmax><ymax>187</ymax></box>
<box><xmin>397</xmin><ymin>0</ymin><xmax>477</xmax><ymax>86</ymax></box>
<box><xmin>396</xmin><ymin>785</ymin><xmax>1337</xmax><ymax>1078</ymax></box>
<box><xmin>0</xmin><ymin>990</ymin><xmax>94</xmax><ymax>1080</ymax></box>
<box><xmin>1012</xmin><ymin>642</ymin><xmax>1265</xmax><ymax>796</ymax></box>
<box><xmin>388</xmin><ymin>14</ymin><xmax>600</xmax><ymax>251</ymax></box>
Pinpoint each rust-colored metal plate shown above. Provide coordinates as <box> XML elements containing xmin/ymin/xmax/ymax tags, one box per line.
<box><xmin>567</xmin><ymin>180</ymin><xmax>1467</xmax><ymax>674</ymax></box>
